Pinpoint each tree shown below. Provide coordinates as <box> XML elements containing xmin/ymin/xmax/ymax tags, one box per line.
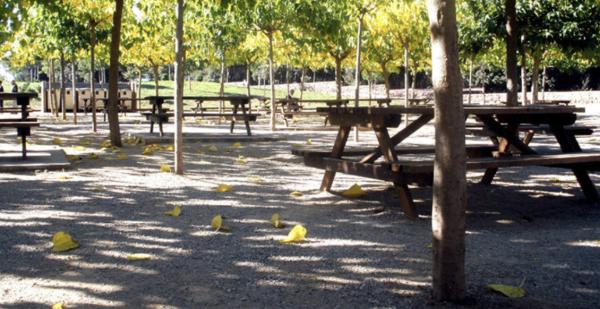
<box><xmin>174</xmin><ymin>0</ymin><xmax>185</xmax><ymax>175</ymax></box>
<box><xmin>505</xmin><ymin>0</ymin><xmax>519</xmax><ymax>106</ymax></box>
<box><xmin>107</xmin><ymin>0</ymin><xmax>123</xmax><ymax>147</ymax></box>
<box><xmin>426</xmin><ymin>0</ymin><xmax>467</xmax><ymax>301</ymax></box>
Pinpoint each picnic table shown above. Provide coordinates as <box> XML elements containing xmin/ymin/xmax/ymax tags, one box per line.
<box><xmin>144</xmin><ymin>96</ymin><xmax>257</xmax><ymax>137</ymax></box>
<box><xmin>0</xmin><ymin>93</ymin><xmax>40</xmax><ymax>159</ymax></box>
<box><xmin>293</xmin><ymin>105</ymin><xmax>600</xmax><ymax>218</ymax></box>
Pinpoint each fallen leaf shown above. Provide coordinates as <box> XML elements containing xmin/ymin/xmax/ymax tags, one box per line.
<box><xmin>232</xmin><ymin>142</ymin><xmax>242</xmax><ymax>149</ymax></box>
<box><xmin>247</xmin><ymin>176</ymin><xmax>264</xmax><ymax>184</ymax></box>
<box><xmin>73</xmin><ymin>146</ymin><xmax>86</xmax><ymax>151</ymax></box>
<box><xmin>87</xmin><ymin>153</ymin><xmax>99</xmax><ymax>160</ymax></box>
<box><xmin>160</xmin><ymin>164</ymin><xmax>172</xmax><ymax>173</ymax></box>
<box><xmin>115</xmin><ymin>153</ymin><xmax>127</xmax><ymax>161</ymax></box>
<box><xmin>280</xmin><ymin>225</ymin><xmax>307</xmax><ymax>243</ymax></box>
<box><xmin>211</xmin><ymin>215</ymin><xmax>230</xmax><ymax>232</ymax></box>
<box><xmin>234</xmin><ymin>155</ymin><xmax>247</xmax><ymax>165</ymax></box>
<box><xmin>52</xmin><ymin>138</ymin><xmax>63</xmax><ymax>146</ymax></box>
<box><xmin>164</xmin><ymin>206</ymin><xmax>181</xmax><ymax>217</ymax></box>
<box><xmin>594</xmin><ymin>240</ymin><xmax>600</xmax><ymax>245</ymax></box>
<box><xmin>52</xmin><ymin>304</ymin><xmax>64</xmax><ymax>309</ymax></box>
<box><xmin>57</xmin><ymin>175</ymin><xmax>70</xmax><ymax>181</ymax></box>
<box><xmin>91</xmin><ymin>186</ymin><xmax>105</xmax><ymax>192</ymax></box>
<box><xmin>271</xmin><ymin>213</ymin><xmax>285</xmax><ymax>228</ymax></box>
<box><xmin>100</xmin><ymin>140</ymin><xmax>112</xmax><ymax>148</ymax></box>
<box><xmin>341</xmin><ymin>183</ymin><xmax>366</xmax><ymax>198</ymax></box>
<box><xmin>306</xmin><ymin>138</ymin><xmax>313</xmax><ymax>145</ymax></box>
<box><xmin>165</xmin><ymin>145</ymin><xmax>174</xmax><ymax>152</ymax></box>
<box><xmin>290</xmin><ymin>191</ymin><xmax>303</xmax><ymax>197</ymax></box>
<box><xmin>66</xmin><ymin>155</ymin><xmax>82</xmax><ymax>162</ymax></box>
<box><xmin>487</xmin><ymin>284</ymin><xmax>525</xmax><ymax>298</ymax></box>
<box><xmin>215</xmin><ymin>183</ymin><xmax>233</xmax><ymax>193</ymax></box>
<box><xmin>127</xmin><ymin>253</ymin><xmax>152</xmax><ymax>261</ymax></box>
<box><xmin>52</xmin><ymin>231</ymin><xmax>79</xmax><ymax>252</ymax></box>
<box><xmin>79</xmin><ymin>140</ymin><xmax>91</xmax><ymax>146</ymax></box>
<box><xmin>207</xmin><ymin>145</ymin><xmax>218</xmax><ymax>153</ymax></box>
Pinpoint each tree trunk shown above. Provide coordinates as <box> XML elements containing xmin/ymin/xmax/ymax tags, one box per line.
<box><xmin>300</xmin><ymin>66</ymin><xmax>306</xmax><ymax>100</ymax></box>
<box><xmin>285</xmin><ymin>64</ymin><xmax>290</xmax><ymax>96</ymax></box>
<box><xmin>268</xmin><ymin>31</ymin><xmax>276</xmax><ymax>130</ymax></box>
<box><xmin>381</xmin><ymin>64</ymin><xmax>391</xmax><ymax>99</ymax></box>
<box><xmin>60</xmin><ymin>52</ymin><xmax>66</xmax><ymax>120</ymax></box>
<box><xmin>219</xmin><ymin>52</ymin><xmax>225</xmax><ymax>114</ymax></box>
<box><xmin>246</xmin><ymin>64</ymin><xmax>252</xmax><ymax>97</ymax></box>
<box><xmin>468</xmin><ymin>58</ymin><xmax>473</xmax><ymax>105</ymax></box>
<box><xmin>90</xmin><ymin>23</ymin><xmax>97</xmax><ymax>132</ymax></box>
<box><xmin>426</xmin><ymin>0</ymin><xmax>467</xmax><ymax>302</ymax></box>
<box><xmin>520</xmin><ymin>45</ymin><xmax>527</xmax><ymax>105</ymax></box>
<box><xmin>107</xmin><ymin>0</ymin><xmax>123</xmax><ymax>147</ymax></box>
<box><xmin>404</xmin><ymin>44</ymin><xmax>409</xmax><ymax>107</ymax></box>
<box><xmin>368</xmin><ymin>72</ymin><xmax>373</xmax><ymax>103</ymax></box>
<box><xmin>71</xmin><ymin>60</ymin><xmax>77</xmax><ymax>124</ymax></box>
<box><xmin>137</xmin><ymin>68</ymin><xmax>142</xmax><ymax>108</ymax></box>
<box><xmin>505</xmin><ymin>0</ymin><xmax>518</xmax><ymax>106</ymax></box>
<box><xmin>48</xmin><ymin>59</ymin><xmax>56</xmax><ymax>116</ymax></box>
<box><xmin>174</xmin><ymin>0</ymin><xmax>185</xmax><ymax>175</ymax></box>
<box><xmin>541</xmin><ymin>65</ymin><xmax>547</xmax><ymax>101</ymax></box>
<box><xmin>334</xmin><ymin>56</ymin><xmax>342</xmax><ymax>100</ymax></box>
<box><xmin>152</xmin><ymin>65</ymin><xmax>160</xmax><ymax>97</ymax></box>
<box><xmin>313</xmin><ymin>70</ymin><xmax>316</xmax><ymax>84</ymax></box>
<box><xmin>530</xmin><ymin>51</ymin><xmax>541</xmax><ymax>104</ymax></box>
<box><xmin>353</xmin><ymin>15</ymin><xmax>364</xmax><ymax>142</ymax></box>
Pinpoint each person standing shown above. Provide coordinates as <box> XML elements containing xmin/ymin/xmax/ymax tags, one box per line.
<box><xmin>11</xmin><ymin>80</ymin><xmax>18</xmax><ymax>92</ymax></box>
<box><xmin>0</xmin><ymin>80</ymin><xmax>4</xmax><ymax>109</ymax></box>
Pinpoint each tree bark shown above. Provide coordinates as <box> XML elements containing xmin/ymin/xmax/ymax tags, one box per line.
<box><xmin>60</xmin><ymin>52</ymin><xmax>66</xmax><ymax>120</ymax></box>
<box><xmin>426</xmin><ymin>0</ymin><xmax>467</xmax><ymax>302</ymax></box>
<box><xmin>71</xmin><ymin>60</ymin><xmax>77</xmax><ymax>124</ymax></box>
<box><xmin>381</xmin><ymin>64</ymin><xmax>391</xmax><ymax>99</ymax></box>
<box><xmin>174</xmin><ymin>0</ymin><xmax>185</xmax><ymax>175</ymax></box>
<box><xmin>219</xmin><ymin>52</ymin><xmax>225</xmax><ymax>114</ymax></box>
<box><xmin>246</xmin><ymin>64</ymin><xmax>252</xmax><ymax>97</ymax></box>
<box><xmin>353</xmin><ymin>14</ymin><xmax>364</xmax><ymax>142</ymax></box>
<box><xmin>285</xmin><ymin>64</ymin><xmax>290</xmax><ymax>96</ymax></box>
<box><xmin>520</xmin><ymin>44</ymin><xmax>527</xmax><ymax>105</ymax></box>
<box><xmin>300</xmin><ymin>66</ymin><xmax>306</xmax><ymax>100</ymax></box>
<box><xmin>541</xmin><ymin>65</ymin><xmax>547</xmax><ymax>101</ymax></box>
<box><xmin>268</xmin><ymin>31</ymin><xmax>276</xmax><ymax>130</ymax></box>
<box><xmin>404</xmin><ymin>44</ymin><xmax>410</xmax><ymax>107</ymax></box>
<box><xmin>48</xmin><ymin>59</ymin><xmax>56</xmax><ymax>116</ymax></box>
<box><xmin>107</xmin><ymin>0</ymin><xmax>123</xmax><ymax>147</ymax></box>
<box><xmin>530</xmin><ymin>51</ymin><xmax>541</xmax><ymax>104</ymax></box>
<box><xmin>153</xmin><ymin>65</ymin><xmax>160</xmax><ymax>97</ymax></box>
<box><xmin>334</xmin><ymin>56</ymin><xmax>342</xmax><ymax>100</ymax></box>
<box><xmin>505</xmin><ymin>0</ymin><xmax>518</xmax><ymax>106</ymax></box>
<box><xmin>137</xmin><ymin>68</ymin><xmax>142</xmax><ymax>108</ymax></box>
<box><xmin>90</xmin><ymin>22</ymin><xmax>97</xmax><ymax>132</ymax></box>
<box><xmin>468</xmin><ymin>58</ymin><xmax>473</xmax><ymax>105</ymax></box>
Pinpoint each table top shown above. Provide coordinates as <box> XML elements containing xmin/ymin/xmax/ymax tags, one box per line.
<box><xmin>0</xmin><ymin>93</ymin><xmax>38</xmax><ymax>100</ymax></box>
<box><xmin>317</xmin><ymin>105</ymin><xmax>585</xmax><ymax>116</ymax></box>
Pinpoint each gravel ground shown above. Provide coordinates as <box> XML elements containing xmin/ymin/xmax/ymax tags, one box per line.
<box><xmin>0</xmin><ymin>104</ymin><xmax>599</xmax><ymax>309</ymax></box>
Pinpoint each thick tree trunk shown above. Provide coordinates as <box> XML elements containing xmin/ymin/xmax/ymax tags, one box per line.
<box><xmin>137</xmin><ymin>68</ymin><xmax>142</xmax><ymax>107</ymax></box>
<box><xmin>468</xmin><ymin>58</ymin><xmax>473</xmax><ymax>105</ymax></box>
<box><xmin>426</xmin><ymin>0</ymin><xmax>467</xmax><ymax>302</ymax></box>
<box><xmin>520</xmin><ymin>46</ymin><xmax>527</xmax><ymax>105</ymax></box>
<box><xmin>530</xmin><ymin>52</ymin><xmax>541</xmax><ymax>104</ymax></box>
<box><xmin>60</xmin><ymin>52</ymin><xmax>66</xmax><ymax>120</ymax></box>
<box><xmin>71</xmin><ymin>60</ymin><xmax>77</xmax><ymax>124</ymax></box>
<box><xmin>174</xmin><ymin>0</ymin><xmax>185</xmax><ymax>175</ymax></box>
<box><xmin>285</xmin><ymin>65</ymin><xmax>290</xmax><ymax>96</ymax></box>
<box><xmin>246</xmin><ymin>64</ymin><xmax>252</xmax><ymax>97</ymax></box>
<box><xmin>353</xmin><ymin>15</ymin><xmax>364</xmax><ymax>142</ymax></box>
<box><xmin>300</xmin><ymin>66</ymin><xmax>306</xmax><ymax>100</ymax></box>
<box><xmin>313</xmin><ymin>70</ymin><xmax>316</xmax><ymax>84</ymax></box>
<box><xmin>48</xmin><ymin>59</ymin><xmax>56</xmax><ymax>116</ymax></box>
<box><xmin>334</xmin><ymin>56</ymin><xmax>342</xmax><ymax>100</ymax></box>
<box><xmin>268</xmin><ymin>31</ymin><xmax>276</xmax><ymax>130</ymax></box>
<box><xmin>152</xmin><ymin>65</ymin><xmax>160</xmax><ymax>97</ymax></box>
<box><xmin>368</xmin><ymin>72</ymin><xmax>373</xmax><ymax>102</ymax></box>
<box><xmin>90</xmin><ymin>26</ymin><xmax>97</xmax><ymax>132</ymax></box>
<box><xmin>505</xmin><ymin>0</ymin><xmax>518</xmax><ymax>106</ymax></box>
<box><xmin>107</xmin><ymin>0</ymin><xmax>123</xmax><ymax>147</ymax></box>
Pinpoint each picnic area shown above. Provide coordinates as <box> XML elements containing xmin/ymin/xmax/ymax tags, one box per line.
<box><xmin>1</xmin><ymin>0</ymin><xmax>600</xmax><ymax>308</ymax></box>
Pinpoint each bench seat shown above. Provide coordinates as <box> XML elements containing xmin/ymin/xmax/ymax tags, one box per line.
<box><xmin>467</xmin><ymin>124</ymin><xmax>594</xmax><ymax>136</ymax></box>
<box><xmin>293</xmin><ymin>145</ymin><xmax>497</xmax><ymax>158</ymax></box>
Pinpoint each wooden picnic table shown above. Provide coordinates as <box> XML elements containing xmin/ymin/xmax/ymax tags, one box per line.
<box><xmin>81</xmin><ymin>97</ymin><xmax>141</xmax><ymax>121</ymax></box>
<box><xmin>144</xmin><ymin>96</ymin><xmax>256</xmax><ymax>137</ymax></box>
<box><xmin>294</xmin><ymin>105</ymin><xmax>599</xmax><ymax>218</ymax></box>
<box><xmin>0</xmin><ymin>93</ymin><xmax>39</xmax><ymax>158</ymax></box>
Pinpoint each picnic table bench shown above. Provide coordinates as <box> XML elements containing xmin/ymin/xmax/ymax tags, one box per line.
<box><xmin>292</xmin><ymin>105</ymin><xmax>600</xmax><ymax>218</ymax></box>
<box><xmin>144</xmin><ymin>96</ymin><xmax>258</xmax><ymax>136</ymax></box>
<box><xmin>0</xmin><ymin>93</ymin><xmax>40</xmax><ymax>158</ymax></box>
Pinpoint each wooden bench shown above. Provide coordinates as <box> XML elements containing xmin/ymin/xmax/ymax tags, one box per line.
<box><xmin>0</xmin><ymin>120</ymin><xmax>40</xmax><ymax>158</ymax></box>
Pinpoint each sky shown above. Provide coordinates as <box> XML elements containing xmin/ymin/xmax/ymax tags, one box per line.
<box><xmin>0</xmin><ymin>64</ymin><xmax>15</xmax><ymax>82</ymax></box>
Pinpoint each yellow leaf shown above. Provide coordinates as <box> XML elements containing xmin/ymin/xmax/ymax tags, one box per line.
<box><xmin>234</xmin><ymin>155</ymin><xmax>247</xmax><ymax>165</ymax></box>
<box><xmin>271</xmin><ymin>213</ymin><xmax>285</xmax><ymax>228</ymax></box>
<box><xmin>290</xmin><ymin>191</ymin><xmax>303</xmax><ymax>197</ymax></box>
<box><xmin>215</xmin><ymin>184</ymin><xmax>233</xmax><ymax>193</ymax></box>
<box><xmin>164</xmin><ymin>206</ymin><xmax>181</xmax><ymax>217</ymax></box>
<box><xmin>211</xmin><ymin>215</ymin><xmax>230</xmax><ymax>232</ymax></box>
<box><xmin>143</xmin><ymin>149</ymin><xmax>154</xmax><ymax>155</ymax></box>
<box><xmin>52</xmin><ymin>304</ymin><xmax>64</xmax><ymax>309</ymax></box>
<box><xmin>280</xmin><ymin>225</ymin><xmax>307</xmax><ymax>243</ymax></box>
<box><xmin>100</xmin><ymin>140</ymin><xmax>111</xmax><ymax>148</ymax></box>
<box><xmin>116</xmin><ymin>153</ymin><xmax>127</xmax><ymax>161</ymax></box>
<box><xmin>341</xmin><ymin>184</ymin><xmax>366</xmax><ymax>198</ymax></box>
<box><xmin>79</xmin><ymin>140</ymin><xmax>91</xmax><ymax>147</ymax></box>
<box><xmin>306</xmin><ymin>138</ymin><xmax>313</xmax><ymax>145</ymax></box>
<box><xmin>73</xmin><ymin>146</ymin><xmax>86</xmax><ymax>151</ymax></box>
<box><xmin>111</xmin><ymin>147</ymin><xmax>122</xmax><ymax>153</ymax></box>
<box><xmin>127</xmin><ymin>253</ymin><xmax>152</xmax><ymax>261</ymax></box>
<box><xmin>87</xmin><ymin>153</ymin><xmax>99</xmax><ymax>160</ymax></box>
<box><xmin>487</xmin><ymin>284</ymin><xmax>526</xmax><ymax>298</ymax></box>
<box><xmin>57</xmin><ymin>175</ymin><xmax>70</xmax><ymax>181</ymax></box>
<box><xmin>165</xmin><ymin>145</ymin><xmax>174</xmax><ymax>152</ymax></box>
<box><xmin>207</xmin><ymin>145</ymin><xmax>218</xmax><ymax>153</ymax></box>
<box><xmin>232</xmin><ymin>142</ymin><xmax>242</xmax><ymax>149</ymax></box>
<box><xmin>52</xmin><ymin>138</ymin><xmax>63</xmax><ymax>146</ymax></box>
<box><xmin>247</xmin><ymin>176</ymin><xmax>264</xmax><ymax>184</ymax></box>
<box><xmin>52</xmin><ymin>231</ymin><xmax>79</xmax><ymax>252</ymax></box>
<box><xmin>91</xmin><ymin>186</ymin><xmax>105</xmax><ymax>192</ymax></box>
<box><xmin>160</xmin><ymin>164</ymin><xmax>172</xmax><ymax>173</ymax></box>
<box><xmin>66</xmin><ymin>155</ymin><xmax>82</xmax><ymax>162</ymax></box>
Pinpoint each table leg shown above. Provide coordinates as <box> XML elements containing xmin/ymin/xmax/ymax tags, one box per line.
<box><xmin>479</xmin><ymin>120</ymin><xmax>520</xmax><ymax>185</ymax></box>
<box><xmin>230</xmin><ymin>103</ymin><xmax>238</xmax><ymax>134</ymax></box>
<box><xmin>550</xmin><ymin>124</ymin><xmax>599</xmax><ymax>202</ymax></box>
<box><xmin>241</xmin><ymin>104</ymin><xmax>252</xmax><ymax>136</ymax></box>
<box><xmin>21</xmin><ymin>134</ymin><xmax>27</xmax><ymax>159</ymax></box>
<box><xmin>395</xmin><ymin>183</ymin><xmax>417</xmax><ymax>219</ymax></box>
<box><xmin>280</xmin><ymin>104</ymin><xmax>289</xmax><ymax>127</ymax></box>
<box><xmin>320</xmin><ymin>125</ymin><xmax>351</xmax><ymax>191</ymax></box>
